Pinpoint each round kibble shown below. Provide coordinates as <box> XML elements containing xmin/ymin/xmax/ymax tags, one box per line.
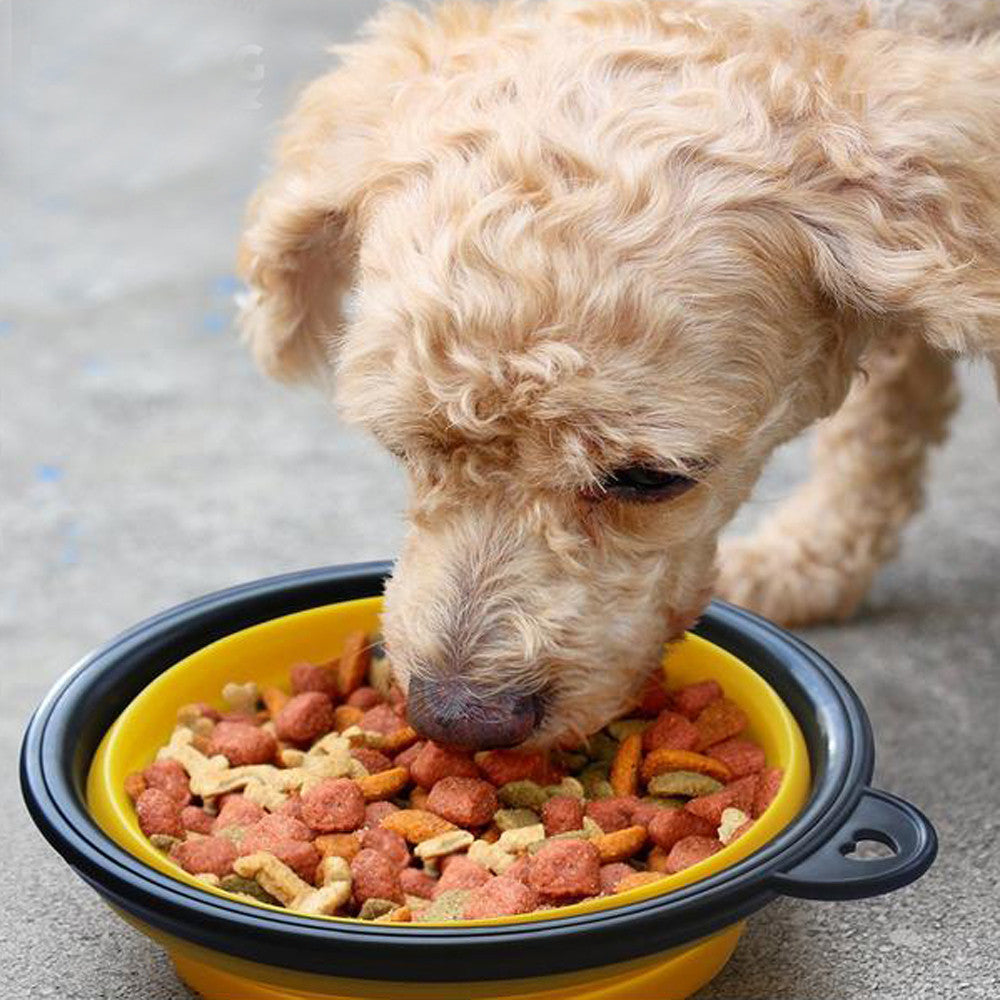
<box><xmin>171</xmin><ymin>836</ymin><xmax>237</xmax><ymax>877</ymax></box>
<box><xmin>301</xmin><ymin>777</ymin><xmax>366</xmax><ymax>833</ymax></box>
<box><xmin>274</xmin><ymin>692</ymin><xmax>337</xmax><ymax>744</ymax></box>
<box><xmin>142</xmin><ymin>759</ymin><xmax>192</xmax><ymax>806</ymax></box>
<box><xmin>206</xmin><ymin>720</ymin><xmax>277</xmax><ymax>766</ymax></box>
<box><xmin>427</xmin><ymin>777</ymin><xmax>498</xmax><ymax>827</ymax></box>
<box><xmin>351</xmin><ymin>848</ymin><xmax>404</xmax><ymax>905</ymax></box>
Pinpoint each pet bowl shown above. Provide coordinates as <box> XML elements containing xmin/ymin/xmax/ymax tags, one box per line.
<box><xmin>21</xmin><ymin>563</ymin><xmax>936</xmax><ymax>1000</ymax></box>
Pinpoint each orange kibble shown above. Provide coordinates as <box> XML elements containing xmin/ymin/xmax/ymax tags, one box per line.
<box><xmin>261</xmin><ymin>686</ymin><xmax>290</xmax><ymax>718</ymax></box>
<box><xmin>333</xmin><ymin>705</ymin><xmax>364</xmax><ymax>732</ymax></box>
<box><xmin>641</xmin><ymin>748</ymin><xmax>733</xmax><ymax>785</ymax></box>
<box><xmin>378</xmin><ymin>726</ymin><xmax>420</xmax><ymax>756</ymax></box>
<box><xmin>592</xmin><ymin>825</ymin><xmax>648</xmax><ymax>863</ymax></box>
<box><xmin>646</xmin><ymin>845</ymin><xmax>673</xmax><ymax>873</ymax></box>
<box><xmin>380</xmin><ymin>809</ymin><xmax>458</xmax><ymax>844</ymax></box>
<box><xmin>695</xmin><ymin>698</ymin><xmax>748</xmax><ymax>751</ymax></box>
<box><xmin>616</xmin><ymin>871</ymin><xmax>665</xmax><ymax>893</ymax></box>
<box><xmin>314</xmin><ymin>832</ymin><xmax>362</xmax><ymax>862</ymax></box>
<box><xmin>610</xmin><ymin>733</ymin><xmax>642</xmax><ymax>797</ymax></box>
<box><xmin>357</xmin><ymin>767</ymin><xmax>410</xmax><ymax>802</ymax></box>
<box><xmin>337</xmin><ymin>631</ymin><xmax>371</xmax><ymax>697</ymax></box>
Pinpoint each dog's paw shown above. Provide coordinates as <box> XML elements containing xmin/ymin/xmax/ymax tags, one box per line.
<box><xmin>716</xmin><ymin>535</ymin><xmax>868</xmax><ymax>628</ymax></box>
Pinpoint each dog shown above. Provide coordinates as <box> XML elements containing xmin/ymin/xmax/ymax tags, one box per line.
<box><xmin>237</xmin><ymin>0</ymin><xmax>1000</xmax><ymax>751</ymax></box>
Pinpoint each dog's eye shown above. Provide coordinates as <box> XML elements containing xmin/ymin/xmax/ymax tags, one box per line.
<box><xmin>598</xmin><ymin>465</ymin><xmax>697</xmax><ymax>502</ymax></box>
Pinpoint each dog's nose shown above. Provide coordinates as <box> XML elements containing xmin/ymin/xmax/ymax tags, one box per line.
<box><xmin>406</xmin><ymin>675</ymin><xmax>542</xmax><ymax>750</ymax></box>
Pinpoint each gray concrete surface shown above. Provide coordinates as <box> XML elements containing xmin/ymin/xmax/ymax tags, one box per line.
<box><xmin>2</xmin><ymin>2</ymin><xmax>998</xmax><ymax>997</ymax></box>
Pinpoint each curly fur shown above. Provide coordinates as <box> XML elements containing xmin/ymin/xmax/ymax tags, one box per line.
<box><xmin>238</xmin><ymin>0</ymin><xmax>1000</xmax><ymax>745</ymax></box>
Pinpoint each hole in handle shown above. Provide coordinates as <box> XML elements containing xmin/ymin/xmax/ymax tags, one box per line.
<box><xmin>839</xmin><ymin>828</ymin><xmax>899</xmax><ymax>862</ymax></box>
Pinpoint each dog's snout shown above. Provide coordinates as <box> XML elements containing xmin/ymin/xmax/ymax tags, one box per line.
<box><xmin>406</xmin><ymin>675</ymin><xmax>543</xmax><ymax>751</ymax></box>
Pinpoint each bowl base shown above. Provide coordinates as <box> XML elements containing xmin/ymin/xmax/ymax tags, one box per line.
<box><xmin>170</xmin><ymin>922</ymin><xmax>744</xmax><ymax>1000</ymax></box>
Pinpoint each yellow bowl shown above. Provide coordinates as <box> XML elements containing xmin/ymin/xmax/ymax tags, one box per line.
<box><xmin>22</xmin><ymin>565</ymin><xmax>937</xmax><ymax>1000</ymax></box>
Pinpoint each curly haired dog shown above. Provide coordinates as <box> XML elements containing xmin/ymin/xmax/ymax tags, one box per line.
<box><xmin>238</xmin><ymin>0</ymin><xmax>1000</xmax><ymax>749</ymax></box>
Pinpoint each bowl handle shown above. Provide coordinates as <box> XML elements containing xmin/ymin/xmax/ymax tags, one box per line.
<box><xmin>770</xmin><ymin>787</ymin><xmax>937</xmax><ymax>901</ymax></box>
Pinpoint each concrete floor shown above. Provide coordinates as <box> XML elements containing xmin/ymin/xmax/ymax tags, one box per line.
<box><xmin>2</xmin><ymin>2</ymin><xmax>998</xmax><ymax>997</ymax></box>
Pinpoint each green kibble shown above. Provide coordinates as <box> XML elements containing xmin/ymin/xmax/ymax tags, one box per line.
<box><xmin>498</xmin><ymin>780</ymin><xmax>550</xmax><ymax>811</ymax></box>
<box><xmin>551</xmin><ymin>749</ymin><xmax>588</xmax><ymax>773</ymax></box>
<box><xmin>358</xmin><ymin>898</ymin><xmax>398</xmax><ymax>921</ymax></box>
<box><xmin>544</xmin><ymin>776</ymin><xmax>585</xmax><ymax>801</ymax></box>
<box><xmin>647</xmin><ymin>771</ymin><xmax>724</xmax><ymax>798</ymax></box>
<box><xmin>606</xmin><ymin>720</ymin><xmax>650</xmax><ymax>741</ymax></box>
<box><xmin>587</xmin><ymin>732</ymin><xmax>620</xmax><ymax>762</ymax></box>
<box><xmin>219</xmin><ymin>875</ymin><xmax>281</xmax><ymax>907</ymax></box>
<box><xmin>640</xmin><ymin>795</ymin><xmax>686</xmax><ymax>810</ymax></box>
<box><xmin>494</xmin><ymin>808</ymin><xmax>541</xmax><ymax>831</ymax></box>
<box><xmin>414</xmin><ymin>889</ymin><xmax>471</xmax><ymax>922</ymax></box>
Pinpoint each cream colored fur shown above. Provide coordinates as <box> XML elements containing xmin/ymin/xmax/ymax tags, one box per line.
<box><xmin>238</xmin><ymin>0</ymin><xmax>1000</xmax><ymax>745</ymax></box>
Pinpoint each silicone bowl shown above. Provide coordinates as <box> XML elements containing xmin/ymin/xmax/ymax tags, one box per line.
<box><xmin>21</xmin><ymin>563</ymin><xmax>937</xmax><ymax>1000</ymax></box>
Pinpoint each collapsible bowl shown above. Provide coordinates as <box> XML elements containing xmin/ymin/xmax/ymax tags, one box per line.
<box><xmin>21</xmin><ymin>563</ymin><xmax>936</xmax><ymax>999</ymax></box>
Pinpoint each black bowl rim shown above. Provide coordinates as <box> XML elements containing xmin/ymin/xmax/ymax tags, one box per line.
<box><xmin>22</xmin><ymin>562</ymin><xmax>886</xmax><ymax>982</ymax></box>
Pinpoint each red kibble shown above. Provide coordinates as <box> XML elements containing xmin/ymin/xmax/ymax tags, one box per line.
<box><xmin>528</xmin><ymin>839</ymin><xmax>601</xmax><ymax>899</ymax></box>
<box><xmin>274</xmin><ymin>692</ymin><xmax>336</xmax><ymax>744</ymax></box>
<box><xmin>542</xmin><ymin>796</ymin><xmax>585</xmax><ymax>836</ymax></box>
<box><xmin>277</xmin><ymin>794</ymin><xmax>305</xmax><ymax>822</ymax></box>
<box><xmin>181</xmin><ymin>806</ymin><xmax>216</xmax><ymax>835</ymax></box>
<box><xmin>241</xmin><ymin>814</ymin><xmax>314</xmax><ymax>851</ymax></box>
<box><xmin>694</xmin><ymin>699</ymin><xmax>748</xmax><ymax>750</ymax></box>
<box><xmin>427</xmin><ymin>777</ymin><xmax>498</xmax><ymax>827</ymax></box>
<box><xmin>475</xmin><ymin>749</ymin><xmax>549</xmax><ymax>786</ymax></box>
<box><xmin>410</xmin><ymin>743</ymin><xmax>481</xmax><ymax>789</ymax></box>
<box><xmin>142</xmin><ymin>759</ymin><xmax>192</xmax><ymax>807</ymax></box>
<box><xmin>206</xmin><ymin>720</ymin><xmax>277</xmax><ymax>766</ymax></box>
<box><xmin>647</xmin><ymin>809</ymin><xmax>717</xmax><ymax>851</ymax></box>
<box><xmin>360</xmin><ymin>703</ymin><xmax>406</xmax><ymax>735</ymax></box>
<box><xmin>268</xmin><ymin>841</ymin><xmax>321</xmax><ymax>883</ymax></box>
<box><xmin>585</xmin><ymin>797</ymin><xmax>638</xmax><ymax>834</ymax></box>
<box><xmin>290</xmin><ymin>661</ymin><xmax>339</xmax><ymax>699</ymax></box>
<box><xmin>301</xmin><ymin>777</ymin><xmax>366</xmax><ymax>833</ymax></box>
<box><xmin>393</xmin><ymin>741</ymin><xmax>426</xmax><ymax>770</ymax></box>
<box><xmin>351</xmin><ymin>848</ymin><xmax>404</xmax><ymax>904</ymax></box>
<box><xmin>753</xmin><ymin>767</ymin><xmax>784</xmax><ymax>818</ymax></box>
<box><xmin>360</xmin><ymin>827</ymin><xmax>410</xmax><ymax>869</ymax></box>
<box><xmin>171</xmin><ymin>836</ymin><xmax>237</xmax><ymax>877</ymax></box>
<box><xmin>351</xmin><ymin>747</ymin><xmax>394</xmax><ymax>774</ymax></box>
<box><xmin>504</xmin><ymin>855</ymin><xmax>531</xmax><ymax>883</ymax></box>
<box><xmin>685</xmin><ymin>775</ymin><xmax>760</xmax><ymax>826</ymax></box>
<box><xmin>462</xmin><ymin>876</ymin><xmax>539</xmax><ymax>919</ymax></box>
<box><xmin>599</xmin><ymin>863</ymin><xmax>636</xmax><ymax>894</ymax></box>
<box><xmin>706</xmin><ymin>738</ymin><xmax>767</xmax><ymax>779</ymax></box>
<box><xmin>346</xmin><ymin>686</ymin><xmax>382</xmax><ymax>710</ymax></box>
<box><xmin>364</xmin><ymin>801</ymin><xmax>399</xmax><ymax>828</ymax></box>
<box><xmin>400</xmin><ymin>867</ymin><xmax>438</xmax><ymax>899</ymax></box>
<box><xmin>664</xmin><ymin>835</ymin><xmax>723</xmax><ymax>873</ymax></box>
<box><xmin>212</xmin><ymin>795</ymin><xmax>264</xmax><ymax>832</ymax></box>
<box><xmin>136</xmin><ymin>788</ymin><xmax>184</xmax><ymax>838</ymax></box>
<box><xmin>635</xmin><ymin>673</ymin><xmax>671</xmax><ymax>717</ymax></box>
<box><xmin>432</xmin><ymin>856</ymin><xmax>491</xmax><ymax>898</ymax></box>
<box><xmin>630</xmin><ymin>800</ymin><xmax>680</xmax><ymax>829</ymax></box>
<box><xmin>642</xmin><ymin>711</ymin><xmax>700</xmax><ymax>754</ymax></box>
<box><xmin>671</xmin><ymin>681</ymin><xmax>723</xmax><ymax>721</ymax></box>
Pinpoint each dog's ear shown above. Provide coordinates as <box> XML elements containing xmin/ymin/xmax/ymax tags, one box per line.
<box><xmin>785</xmin><ymin>33</ymin><xmax>1000</xmax><ymax>386</ymax></box>
<box><xmin>237</xmin><ymin>2</ymin><xmax>494</xmax><ymax>382</ymax></box>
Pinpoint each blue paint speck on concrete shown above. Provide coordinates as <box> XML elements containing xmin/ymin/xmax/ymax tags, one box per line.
<box><xmin>36</xmin><ymin>464</ymin><xmax>64</xmax><ymax>483</ymax></box>
<box><xmin>0</xmin><ymin>320</ymin><xmax>13</xmax><ymax>336</ymax></box>
<box><xmin>83</xmin><ymin>357</ymin><xmax>110</xmax><ymax>376</ymax></box>
<box><xmin>203</xmin><ymin>313</ymin><xmax>227</xmax><ymax>334</ymax></box>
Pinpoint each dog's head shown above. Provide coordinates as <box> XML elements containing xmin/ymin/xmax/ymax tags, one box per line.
<box><xmin>239</xmin><ymin>1</ymin><xmax>1000</xmax><ymax>748</ymax></box>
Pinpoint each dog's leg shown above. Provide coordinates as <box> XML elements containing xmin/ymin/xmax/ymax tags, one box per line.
<box><xmin>717</xmin><ymin>333</ymin><xmax>958</xmax><ymax>626</ymax></box>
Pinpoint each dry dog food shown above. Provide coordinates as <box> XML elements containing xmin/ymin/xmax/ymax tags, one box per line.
<box><xmin>127</xmin><ymin>633</ymin><xmax>784</xmax><ymax>922</ymax></box>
